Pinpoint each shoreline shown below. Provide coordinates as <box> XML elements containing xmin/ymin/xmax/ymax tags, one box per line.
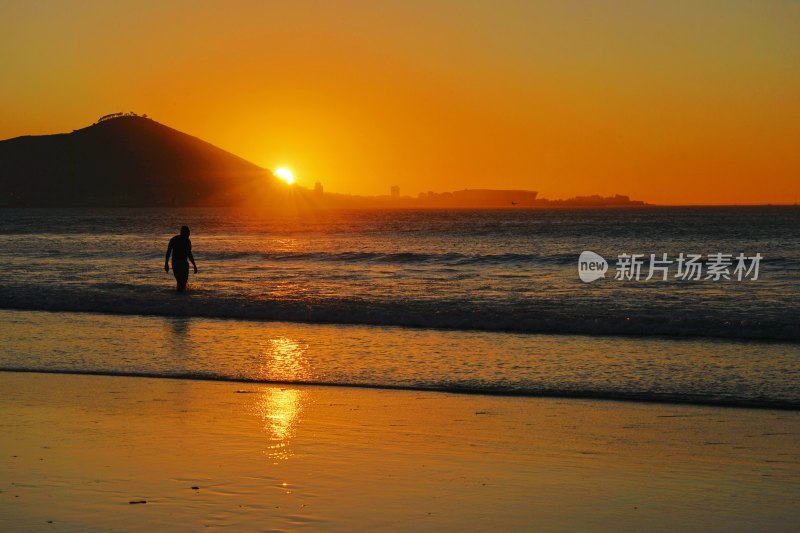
<box><xmin>2</xmin><ymin>371</ymin><xmax>799</xmax><ymax>531</ymax></box>
<box><xmin>2</xmin><ymin>368</ymin><xmax>799</xmax><ymax>411</ymax></box>
<box><xmin>2</xmin><ymin>309</ymin><xmax>799</xmax><ymax>412</ymax></box>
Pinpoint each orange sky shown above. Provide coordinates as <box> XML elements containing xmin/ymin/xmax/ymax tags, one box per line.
<box><xmin>1</xmin><ymin>1</ymin><xmax>798</xmax><ymax>204</ymax></box>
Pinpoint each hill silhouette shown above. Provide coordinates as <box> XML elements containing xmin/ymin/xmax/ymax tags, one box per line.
<box><xmin>0</xmin><ymin>115</ymin><xmax>273</xmax><ymax>207</ymax></box>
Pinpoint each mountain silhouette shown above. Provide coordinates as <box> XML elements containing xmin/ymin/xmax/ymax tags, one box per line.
<box><xmin>0</xmin><ymin>115</ymin><xmax>274</xmax><ymax>207</ymax></box>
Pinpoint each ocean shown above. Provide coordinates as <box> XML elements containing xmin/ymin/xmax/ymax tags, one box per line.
<box><xmin>0</xmin><ymin>206</ymin><xmax>798</xmax><ymax>408</ymax></box>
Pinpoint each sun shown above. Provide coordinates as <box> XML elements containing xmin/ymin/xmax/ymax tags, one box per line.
<box><xmin>275</xmin><ymin>167</ymin><xmax>294</xmax><ymax>185</ymax></box>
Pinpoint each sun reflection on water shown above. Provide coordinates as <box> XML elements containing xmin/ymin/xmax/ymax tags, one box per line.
<box><xmin>254</xmin><ymin>336</ymin><xmax>312</xmax><ymax>460</ymax></box>
<box><xmin>259</xmin><ymin>336</ymin><xmax>312</xmax><ymax>382</ymax></box>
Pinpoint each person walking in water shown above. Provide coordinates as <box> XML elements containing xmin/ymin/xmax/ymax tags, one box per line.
<box><xmin>165</xmin><ymin>225</ymin><xmax>198</xmax><ymax>292</ymax></box>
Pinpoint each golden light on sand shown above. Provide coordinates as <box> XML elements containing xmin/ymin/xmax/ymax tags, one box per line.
<box><xmin>274</xmin><ymin>167</ymin><xmax>294</xmax><ymax>185</ymax></box>
<box><xmin>254</xmin><ymin>336</ymin><xmax>311</xmax><ymax>460</ymax></box>
<box><xmin>259</xmin><ymin>387</ymin><xmax>303</xmax><ymax>460</ymax></box>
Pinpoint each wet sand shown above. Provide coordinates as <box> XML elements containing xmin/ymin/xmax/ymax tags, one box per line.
<box><xmin>1</xmin><ymin>371</ymin><xmax>798</xmax><ymax>532</ymax></box>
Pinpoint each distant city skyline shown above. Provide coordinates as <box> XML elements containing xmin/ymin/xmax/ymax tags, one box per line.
<box><xmin>1</xmin><ymin>1</ymin><xmax>799</xmax><ymax>204</ymax></box>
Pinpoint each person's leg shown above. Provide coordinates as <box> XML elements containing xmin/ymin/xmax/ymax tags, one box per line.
<box><xmin>173</xmin><ymin>263</ymin><xmax>189</xmax><ymax>292</ymax></box>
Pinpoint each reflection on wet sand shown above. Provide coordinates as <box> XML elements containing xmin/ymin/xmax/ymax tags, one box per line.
<box><xmin>255</xmin><ymin>336</ymin><xmax>311</xmax><ymax>460</ymax></box>
<box><xmin>258</xmin><ymin>387</ymin><xmax>304</xmax><ymax>460</ymax></box>
<box><xmin>3</xmin><ymin>372</ymin><xmax>799</xmax><ymax>532</ymax></box>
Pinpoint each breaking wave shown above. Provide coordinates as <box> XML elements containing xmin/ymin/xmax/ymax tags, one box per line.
<box><xmin>0</xmin><ymin>285</ymin><xmax>797</xmax><ymax>341</ymax></box>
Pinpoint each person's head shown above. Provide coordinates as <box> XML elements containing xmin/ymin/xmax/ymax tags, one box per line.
<box><xmin>180</xmin><ymin>225</ymin><xmax>190</xmax><ymax>237</ymax></box>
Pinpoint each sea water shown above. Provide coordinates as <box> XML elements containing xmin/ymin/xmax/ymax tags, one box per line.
<box><xmin>0</xmin><ymin>206</ymin><xmax>798</xmax><ymax>407</ymax></box>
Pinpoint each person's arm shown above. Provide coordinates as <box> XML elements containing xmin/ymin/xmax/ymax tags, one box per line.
<box><xmin>188</xmin><ymin>251</ymin><xmax>197</xmax><ymax>274</ymax></box>
<box><xmin>188</xmin><ymin>240</ymin><xmax>197</xmax><ymax>273</ymax></box>
<box><xmin>165</xmin><ymin>240</ymin><xmax>173</xmax><ymax>272</ymax></box>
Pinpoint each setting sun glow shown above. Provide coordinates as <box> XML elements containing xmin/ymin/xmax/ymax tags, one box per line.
<box><xmin>2</xmin><ymin>1</ymin><xmax>799</xmax><ymax>204</ymax></box>
<box><xmin>275</xmin><ymin>167</ymin><xmax>294</xmax><ymax>185</ymax></box>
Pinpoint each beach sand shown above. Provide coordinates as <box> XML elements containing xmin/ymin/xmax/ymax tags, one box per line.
<box><xmin>1</xmin><ymin>372</ymin><xmax>798</xmax><ymax>532</ymax></box>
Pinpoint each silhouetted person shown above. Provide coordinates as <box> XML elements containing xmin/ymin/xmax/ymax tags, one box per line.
<box><xmin>165</xmin><ymin>225</ymin><xmax>197</xmax><ymax>292</ymax></box>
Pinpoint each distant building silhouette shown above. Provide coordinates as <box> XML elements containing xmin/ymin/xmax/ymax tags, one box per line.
<box><xmin>95</xmin><ymin>111</ymin><xmax>147</xmax><ymax>124</ymax></box>
<box><xmin>390</xmin><ymin>185</ymin><xmax>400</xmax><ymax>198</ymax></box>
<box><xmin>314</xmin><ymin>182</ymin><xmax>324</xmax><ymax>198</ymax></box>
<box><xmin>415</xmin><ymin>189</ymin><xmax>538</xmax><ymax>207</ymax></box>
